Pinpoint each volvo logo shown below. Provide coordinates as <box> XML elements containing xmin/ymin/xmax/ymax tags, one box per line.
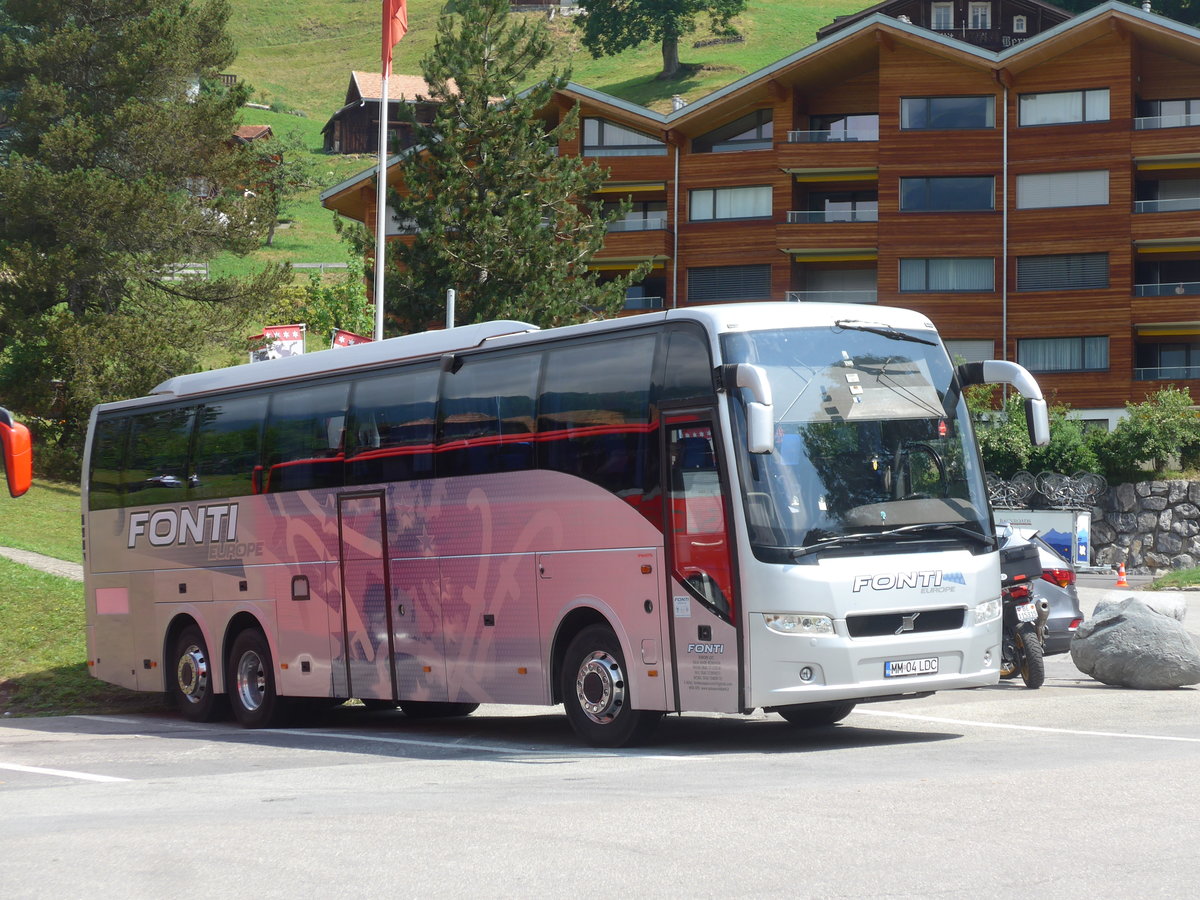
<box><xmin>895</xmin><ymin>612</ymin><xmax>921</xmax><ymax>635</ymax></box>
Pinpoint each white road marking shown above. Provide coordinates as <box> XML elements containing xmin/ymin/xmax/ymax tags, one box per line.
<box><xmin>0</xmin><ymin>762</ymin><xmax>129</xmax><ymax>783</ymax></box>
<box><xmin>852</xmin><ymin>708</ymin><xmax>1200</xmax><ymax>743</ymax></box>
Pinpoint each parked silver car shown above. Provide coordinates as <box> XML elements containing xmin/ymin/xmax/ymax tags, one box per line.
<box><xmin>997</xmin><ymin>527</ymin><xmax>1083</xmax><ymax>656</ymax></box>
<box><xmin>1029</xmin><ymin>534</ymin><xmax>1083</xmax><ymax>655</ymax></box>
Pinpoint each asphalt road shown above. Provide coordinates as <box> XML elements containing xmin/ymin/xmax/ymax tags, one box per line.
<box><xmin>2</xmin><ymin>582</ymin><xmax>1198</xmax><ymax>899</ymax></box>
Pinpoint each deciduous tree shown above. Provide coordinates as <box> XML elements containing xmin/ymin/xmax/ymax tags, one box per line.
<box><xmin>575</xmin><ymin>0</ymin><xmax>747</xmax><ymax>80</ymax></box>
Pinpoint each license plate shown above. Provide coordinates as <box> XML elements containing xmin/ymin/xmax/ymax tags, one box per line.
<box><xmin>884</xmin><ymin>657</ymin><xmax>938</xmax><ymax>678</ymax></box>
<box><xmin>1016</xmin><ymin>602</ymin><xmax>1038</xmax><ymax>623</ymax></box>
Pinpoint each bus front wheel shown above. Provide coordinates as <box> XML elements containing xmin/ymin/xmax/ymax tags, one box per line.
<box><xmin>561</xmin><ymin>625</ymin><xmax>661</xmax><ymax>748</ymax></box>
<box><xmin>228</xmin><ymin>629</ymin><xmax>286</xmax><ymax>728</ymax></box>
<box><xmin>170</xmin><ymin>625</ymin><xmax>226</xmax><ymax>722</ymax></box>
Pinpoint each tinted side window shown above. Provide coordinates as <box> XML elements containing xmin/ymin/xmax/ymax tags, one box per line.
<box><xmin>263</xmin><ymin>382</ymin><xmax>349</xmax><ymax>493</ymax></box>
<box><xmin>122</xmin><ymin>407</ymin><xmax>196</xmax><ymax>506</ymax></box>
<box><xmin>538</xmin><ymin>334</ymin><xmax>660</xmax><ymax>505</ymax></box>
<box><xmin>661</xmin><ymin>326</ymin><xmax>714</xmax><ymax>405</ymax></box>
<box><xmin>346</xmin><ymin>365</ymin><xmax>438</xmax><ymax>486</ymax></box>
<box><xmin>438</xmin><ymin>352</ymin><xmax>541</xmax><ymax>477</ymax></box>
<box><xmin>89</xmin><ymin>416</ymin><xmax>129</xmax><ymax>511</ymax></box>
<box><xmin>191</xmin><ymin>395</ymin><xmax>267</xmax><ymax>500</ymax></box>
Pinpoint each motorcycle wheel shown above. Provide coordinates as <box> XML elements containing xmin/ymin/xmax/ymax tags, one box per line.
<box><xmin>1016</xmin><ymin>625</ymin><xmax>1045</xmax><ymax>690</ymax></box>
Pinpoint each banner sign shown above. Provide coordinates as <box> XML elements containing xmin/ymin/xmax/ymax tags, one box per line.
<box><xmin>250</xmin><ymin>324</ymin><xmax>306</xmax><ymax>363</ymax></box>
<box><xmin>332</xmin><ymin>329</ymin><xmax>374</xmax><ymax>349</ymax></box>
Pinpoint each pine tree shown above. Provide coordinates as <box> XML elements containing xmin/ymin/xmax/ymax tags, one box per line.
<box><xmin>0</xmin><ymin>0</ymin><xmax>288</xmax><ymax>472</ymax></box>
<box><xmin>383</xmin><ymin>0</ymin><xmax>641</xmax><ymax>332</ymax></box>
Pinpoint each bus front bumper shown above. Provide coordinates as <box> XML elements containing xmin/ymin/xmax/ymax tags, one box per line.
<box><xmin>746</xmin><ymin>618</ymin><xmax>1001</xmax><ymax>709</ymax></box>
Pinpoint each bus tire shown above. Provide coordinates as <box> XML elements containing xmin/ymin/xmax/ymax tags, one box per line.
<box><xmin>398</xmin><ymin>701</ymin><xmax>480</xmax><ymax>718</ymax></box>
<box><xmin>228</xmin><ymin>629</ymin><xmax>286</xmax><ymax>728</ymax></box>
<box><xmin>170</xmin><ymin>625</ymin><xmax>226</xmax><ymax>722</ymax></box>
<box><xmin>561</xmin><ymin>624</ymin><xmax>661</xmax><ymax>748</ymax></box>
<box><xmin>775</xmin><ymin>701</ymin><xmax>856</xmax><ymax>727</ymax></box>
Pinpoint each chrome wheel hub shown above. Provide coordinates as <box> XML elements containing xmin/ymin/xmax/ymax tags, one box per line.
<box><xmin>236</xmin><ymin>650</ymin><xmax>266</xmax><ymax>712</ymax></box>
<box><xmin>176</xmin><ymin>644</ymin><xmax>209</xmax><ymax>705</ymax></box>
<box><xmin>575</xmin><ymin>650</ymin><xmax>625</xmax><ymax>725</ymax></box>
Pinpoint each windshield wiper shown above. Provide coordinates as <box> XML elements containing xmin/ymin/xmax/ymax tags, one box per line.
<box><xmin>791</xmin><ymin>522</ymin><xmax>991</xmax><ymax>559</ymax></box>
<box><xmin>834</xmin><ymin>319</ymin><xmax>937</xmax><ymax>347</ymax></box>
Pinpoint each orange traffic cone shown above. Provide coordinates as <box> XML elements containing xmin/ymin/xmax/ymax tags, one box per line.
<box><xmin>1116</xmin><ymin>563</ymin><xmax>1129</xmax><ymax>588</ymax></box>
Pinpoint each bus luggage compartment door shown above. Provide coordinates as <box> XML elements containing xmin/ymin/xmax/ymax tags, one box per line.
<box><xmin>337</xmin><ymin>493</ymin><xmax>396</xmax><ymax>701</ymax></box>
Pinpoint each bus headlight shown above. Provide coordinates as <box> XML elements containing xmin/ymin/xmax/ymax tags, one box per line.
<box><xmin>764</xmin><ymin>613</ymin><xmax>834</xmax><ymax>635</ymax></box>
<box><xmin>974</xmin><ymin>598</ymin><xmax>1002</xmax><ymax>625</ymax></box>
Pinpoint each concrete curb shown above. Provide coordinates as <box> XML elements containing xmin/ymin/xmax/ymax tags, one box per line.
<box><xmin>0</xmin><ymin>546</ymin><xmax>83</xmax><ymax>582</ymax></box>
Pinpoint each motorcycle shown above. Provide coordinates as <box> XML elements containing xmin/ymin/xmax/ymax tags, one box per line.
<box><xmin>998</xmin><ymin>532</ymin><xmax>1050</xmax><ymax>689</ymax></box>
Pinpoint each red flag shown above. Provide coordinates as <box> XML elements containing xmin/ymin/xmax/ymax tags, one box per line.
<box><xmin>383</xmin><ymin>0</ymin><xmax>408</xmax><ymax>75</ymax></box>
<box><xmin>331</xmin><ymin>329</ymin><xmax>374</xmax><ymax>349</ymax></box>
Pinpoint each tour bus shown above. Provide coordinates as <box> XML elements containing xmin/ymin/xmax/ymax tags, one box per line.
<box><xmin>1</xmin><ymin>406</ymin><xmax>32</xmax><ymax>498</ymax></box>
<box><xmin>82</xmin><ymin>303</ymin><xmax>1048</xmax><ymax>746</ymax></box>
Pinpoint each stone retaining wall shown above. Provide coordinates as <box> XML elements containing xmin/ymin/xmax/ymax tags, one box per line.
<box><xmin>1091</xmin><ymin>480</ymin><xmax>1200</xmax><ymax>575</ymax></box>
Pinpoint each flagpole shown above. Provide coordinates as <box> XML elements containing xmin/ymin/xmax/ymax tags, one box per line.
<box><xmin>373</xmin><ymin>68</ymin><xmax>389</xmax><ymax>341</ymax></box>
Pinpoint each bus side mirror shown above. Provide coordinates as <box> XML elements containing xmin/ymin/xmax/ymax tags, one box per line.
<box><xmin>956</xmin><ymin>360</ymin><xmax>1050</xmax><ymax>447</ymax></box>
<box><xmin>0</xmin><ymin>407</ymin><xmax>32</xmax><ymax>498</ymax></box>
<box><xmin>735</xmin><ymin>364</ymin><xmax>774</xmax><ymax>455</ymax></box>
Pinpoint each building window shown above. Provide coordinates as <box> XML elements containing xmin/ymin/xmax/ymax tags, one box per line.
<box><xmin>688</xmin><ymin>264</ymin><xmax>772</xmax><ymax>302</ymax></box>
<box><xmin>931</xmin><ymin>2</ymin><xmax>953</xmax><ymax>29</ymax></box>
<box><xmin>1136</xmin><ymin>341</ymin><xmax>1200</xmax><ymax>380</ymax></box>
<box><xmin>1019</xmin><ymin>89</ymin><xmax>1110</xmax><ymax>126</ymax></box>
<box><xmin>1018</xmin><ymin>337</ymin><xmax>1109</xmax><ymax>373</ymax></box>
<box><xmin>944</xmin><ymin>339</ymin><xmax>995</xmax><ymax>363</ymax></box>
<box><xmin>901</xmin><ymin>96</ymin><xmax>995</xmax><ymax>130</ymax></box>
<box><xmin>900</xmin><ymin>177</ymin><xmax>995</xmax><ymax>212</ymax></box>
<box><xmin>802</xmin><ymin>113</ymin><xmax>879</xmax><ymax>142</ymax></box>
<box><xmin>1013</xmin><ymin>15</ymin><xmax>1027</xmax><ymax>33</ymax></box>
<box><xmin>1016</xmin><ymin>170</ymin><xmax>1109</xmax><ymax>209</ymax></box>
<box><xmin>969</xmin><ymin>2</ymin><xmax>991</xmax><ymax>29</ymax></box>
<box><xmin>693</xmin><ymin>109</ymin><xmax>773</xmax><ymax>153</ymax></box>
<box><xmin>690</xmin><ymin>185</ymin><xmax>773</xmax><ymax>221</ymax></box>
<box><xmin>1016</xmin><ymin>253</ymin><xmax>1109</xmax><ymax>291</ymax></box>
<box><xmin>900</xmin><ymin>258</ymin><xmax>994</xmax><ymax>292</ymax></box>
<box><xmin>1135</xmin><ymin>98</ymin><xmax>1200</xmax><ymax>130</ymax></box>
<box><xmin>604</xmin><ymin>200</ymin><xmax>667</xmax><ymax>232</ymax></box>
<box><xmin>582</xmin><ymin>118</ymin><xmax>667</xmax><ymax>157</ymax></box>
<box><xmin>794</xmin><ymin>190</ymin><xmax>878</xmax><ymax>223</ymax></box>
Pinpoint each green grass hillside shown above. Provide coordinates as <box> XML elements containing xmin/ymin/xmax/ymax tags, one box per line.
<box><xmin>223</xmin><ymin>1</ymin><xmax>864</xmax><ymax>269</ymax></box>
<box><xmin>228</xmin><ymin>1</ymin><xmax>865</xmax><ymax>118</ymax></box>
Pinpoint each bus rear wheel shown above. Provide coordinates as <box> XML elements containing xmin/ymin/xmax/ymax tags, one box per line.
<box><xmin>170</xmin><ymin>625</ymin><xmax>226</xmax><ymax>722</ymax></box>
<box><xmin>561</xmin><ymin>625</ymin><xmax>661</xmax><ymax>748</ymax></box>
<box><xmin>228</xmin><ymin>629</ymin><xmax>286</xmax><ymax>728</ymax></box>
<box><xmin>774</xmin><ymin>701</ymin><xmax>856</xmax><ymax>727</ymax></box>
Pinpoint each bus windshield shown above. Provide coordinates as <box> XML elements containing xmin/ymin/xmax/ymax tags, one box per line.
<box><xmin>722</xmin><ymin>325</ymin><xmax>992</xmax><ymax>562</ymax></box>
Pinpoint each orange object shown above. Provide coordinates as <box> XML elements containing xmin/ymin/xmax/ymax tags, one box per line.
<box><xmin>1116</xmin><ymin>563</ymin><xmax>1129</xmax><ymax>588</ymax></box>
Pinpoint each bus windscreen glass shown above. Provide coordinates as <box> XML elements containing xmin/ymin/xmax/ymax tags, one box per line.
<box><xmin>722</xmin><ymin>326</ymin><xmax>990</xmax><ymax>562</ymax></box>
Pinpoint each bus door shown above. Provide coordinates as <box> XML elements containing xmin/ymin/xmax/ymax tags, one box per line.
<box><xmin>337</xmin><ymin>492</ymin><xmax>396</xmax><ymax>701</ymax></box>
<box><xmin>664</xmin><ymin>414</ymin><xmax>741</xmax><ymax>713</ymax></box>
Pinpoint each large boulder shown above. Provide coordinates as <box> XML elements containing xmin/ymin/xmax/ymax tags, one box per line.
<box><xmin>1071</xmin><ymin>596</ymin><xmax>1200</xmax><ymax>689</ymax></box>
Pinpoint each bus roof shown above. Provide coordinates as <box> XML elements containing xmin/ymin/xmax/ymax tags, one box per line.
<box><xmin>111</xmin><ymin>303</ymin><xmax>937</xmax><ymax>410</ymax></box>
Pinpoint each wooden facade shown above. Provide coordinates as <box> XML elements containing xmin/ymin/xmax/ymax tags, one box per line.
<box><xmin>321</xmin><ymin>72</ymin><xmax>440</xmax><ymax>154</ymax></box>
<box><xmin>321</xmin><ymin>3</ymin><xmax>1200</xmax><ymax>421</ymax></box>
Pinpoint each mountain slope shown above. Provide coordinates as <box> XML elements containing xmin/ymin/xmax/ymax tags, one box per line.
<box><xmin>226</xmin><ymin>0</ymin><xmax>865</xmax><ymax>119</ymax></box>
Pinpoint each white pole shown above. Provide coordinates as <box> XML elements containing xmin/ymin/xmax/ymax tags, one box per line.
<box><xmin>446</xmin><ymin>288</ymin><xmax>456</xmax><ymax>329</ymax></box>
<box><xmin>373</xmin><ymin>73</ymin><xmax>390</xmax><ymax>341</ymax></box>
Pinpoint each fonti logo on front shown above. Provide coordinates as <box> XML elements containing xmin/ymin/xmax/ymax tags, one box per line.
<box><xmin>852</xmin><ymin>570</ymin><xmax>965</xmax><ymax>592</ymax></box>
<box><xmin>127</xmin><ymin>504</ymin><xmax>239</xmax><ymax>549</ymax></box>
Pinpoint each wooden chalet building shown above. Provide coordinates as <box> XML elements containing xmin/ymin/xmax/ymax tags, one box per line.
<box><xmin>321</xmin><ymin>72</ymin><xmax>444</xmax><ymax>154</ymax></box>
<box><xmin>817</xmin><ymin>0</ymin><xmax>1072</xmax><ymax>50</ymax></box>
<box><xmin>321</xmin><ymin>1</ymin><xmax>1200</xmax><ymax>425</ymax></box>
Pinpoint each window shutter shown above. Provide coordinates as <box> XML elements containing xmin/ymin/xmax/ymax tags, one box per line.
<box><xmin>1016</xmin><ymin>253</ymin><xmax>1108</xmax><ymax>291</ymax></box>
<box><xmin>687</xmin><ymin>265</ymin><xmax>772</xmax><ymax>302</ymax></box>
